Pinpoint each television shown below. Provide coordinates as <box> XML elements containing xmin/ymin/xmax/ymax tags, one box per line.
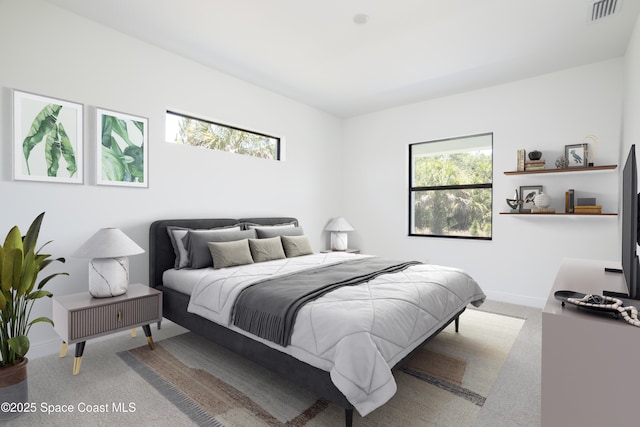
<box><xmin>620</xmin><ymin>144</ymin><xmax>640</xmax><ymax>300</ymax></box>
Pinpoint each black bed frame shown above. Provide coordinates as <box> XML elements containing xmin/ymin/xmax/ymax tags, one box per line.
<box><xmin>149</xmin><ymin>217</ymin><xmax>465</xmax><ymax>426</ymax></box>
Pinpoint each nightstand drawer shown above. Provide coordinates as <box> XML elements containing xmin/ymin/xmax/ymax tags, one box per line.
<box><xmin>69</xmin><ymin>295</ymin><xmax>160</xmax><ymax>341</ymax></box>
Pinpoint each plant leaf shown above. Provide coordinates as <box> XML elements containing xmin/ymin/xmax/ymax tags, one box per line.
<box><xmin>124</xmin><ymin>145</ymin><xmax>144</xmax><ymax>182</ymax></box>
<box><xmin>28</xmin><ymin>316</ymin><xmax>54</xmax><ymax>327</ymax></box>
<box><xmin>18</xmin><ymin>249</ymin><xmax>36</xmax><ymax>296</ymax></box>
<box><xmin>110</xmin><ymin>117</ymin><xmax>135</xmax><ymax>146</ymax></box>
<box><xmin>22</xmin><ymin>212</ymin><xmax>44</xmax><ymax>256</ymax></box>
<box><xmin>101</xmin><ymin>114</ymin><xmax>113</xmax><ymax>148</ymax></box>
<box><xmin>37</xmin><ymin>271</ymin><xmax>68</xmax><ymax>290</ymax></box>
<box><xmin>57</xmin><ymin>122</ymin><xmax>77</xmax><ymax>177</ymax></box>
<box><xmin>27</xmin><ymin>290</ymin><xmax>52</xmax><ymax>300</ymax></box>
<box><xmin>1</xmin><ymin>248</ymin><xmax>22</xmax><ymax>292</ymax></box>
<box><xmin>7</xmin><ymin>335</ymin><xmax>29</xmax><ymax>358</ymax></box>
<box><xmin>102</xmin><ymin>145</ymin><xmax>125</xmax><ymax>181</ymax></box>
<box><xmin>3</xmin><ymin>225</ymin><xmax>23</xmax><ymax>252</ymax></box>
<box><xmin>45</xmin><ymin>123</ymin><xmax>61</xmax><ymax>177</ymax></box>
<box><xmin>22</xmin><ymin>104</ymin><xmax>62</xmax><ymax>173</ymax></box>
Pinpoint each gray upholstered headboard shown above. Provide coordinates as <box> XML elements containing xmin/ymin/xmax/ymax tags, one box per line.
<box><xmin>148</xmin><ymin>217</ymin><xmax>298</xmax><ymax>289</ymax></box>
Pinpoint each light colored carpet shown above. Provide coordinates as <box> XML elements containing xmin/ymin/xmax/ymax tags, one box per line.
<box><xmin>118</xmin><ymin>309</ymin><xmax>523</xmax><ymax>426</ymax></box>
<box><xmin>7</xmin><ymin>301</ymin><xmax>541</xmax><ymax>426</ymax></box>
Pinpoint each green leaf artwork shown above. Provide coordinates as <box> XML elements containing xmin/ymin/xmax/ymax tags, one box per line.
<box><xmin>99</xmin><ymin>111</ymin><xmax>146</xmax><ymax>185</ymax></box>
<box><xmin>22</xmin><ymin>103</ymin><xmax>77</xmax><ymax>178</ymax></box>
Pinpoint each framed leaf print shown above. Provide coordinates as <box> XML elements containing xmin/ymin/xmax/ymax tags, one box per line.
<box><xmin>13</xmin><ymin>90</ymin><xmax>83</xmax><ymax>183</ymax></box>
<box><xmin>96</xmin><ymin>108</ymin><xmax>148</xmax><ymax>188</ymax></box>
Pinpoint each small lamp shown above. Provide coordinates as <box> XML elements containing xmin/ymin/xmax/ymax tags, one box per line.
<box><xmin>73</xmin><ymin>228</ymin><xmax>145</xmax><ymax>298</ymax></box>
<box><xmin>324</xmin><ymin>217</ymin><xmax>354</xmax><ymax>251</ymax></box>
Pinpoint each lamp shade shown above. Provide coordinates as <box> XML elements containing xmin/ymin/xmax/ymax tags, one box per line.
<box><xmin>73</xmin><ymin>228</ymin><xmax>144</xmax><ymax>258</ymax></box>
<box><xmin>324</xmin><ymin>217</ymin><xmax>354</xmax><ymax>232</ymax></box>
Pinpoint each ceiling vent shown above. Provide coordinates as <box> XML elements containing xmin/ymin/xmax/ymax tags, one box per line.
<box><xmin>590</xmin><ymin>0</ymin><xmax>620</xmax><ymax>22</ymax></box>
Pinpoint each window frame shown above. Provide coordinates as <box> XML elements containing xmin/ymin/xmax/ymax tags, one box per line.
<box><xmin>165</xmin><ymin>110</ymin><xmax>281</xmax><ymax>160</ymax></box>
<box><xmin>408</xmin><ymin>132</ymin><xmax>493</xmax><ymax>240</ymax></box>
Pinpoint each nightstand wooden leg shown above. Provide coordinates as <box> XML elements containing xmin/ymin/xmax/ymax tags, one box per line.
<box><xmin>130</xmin><ymin>328</ymin><xmax>137</xmax><ymax>337</ymax></box>
<box><xmin>142</xmin><ymin>324</ymin><xmax>154</xmax><ymax>350</ymax></box>
<box><xmin>73</xmin><ymin>341</ymin><xmax>86</xmax><ymax>375</ymax></box>
<box><xmin>59</xmin><ymin>341</ymin><xmax>68</xmax><ymax>358</ymax></box>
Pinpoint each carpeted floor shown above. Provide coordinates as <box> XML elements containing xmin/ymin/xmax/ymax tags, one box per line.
<box><xmin>118</xmin><ymin>309</ymin><xmax>523</xmax><ymax>426</ymax></box>
<box><xmin>7</xmin><ymin>301</ymin><xmax>541</xmax><ymax>426</ymax></box>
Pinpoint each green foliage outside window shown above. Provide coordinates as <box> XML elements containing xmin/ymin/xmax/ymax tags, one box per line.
<box><xmin>166</xmin><ymin>111</ymin><xmax>279</xmax><ymax>160</ymax></box>
<box><xmin>410</xmin><ymin>134</ymin><xmax>493</xmax><ymax>239</ymax></box>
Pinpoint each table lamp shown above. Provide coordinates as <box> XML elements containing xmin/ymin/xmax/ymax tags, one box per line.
<box><xmin>73</xmin><ymin>228</ymin><xmax>145</xmax><ymax>298</ymax></box>
<box><xmin>324</xmin><ymin>217</ymin><xmax>354</xmax><ymax>251</ymax></box>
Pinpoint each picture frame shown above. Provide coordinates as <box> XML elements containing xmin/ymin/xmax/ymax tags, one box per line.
<box><xmin>519</xmin><ymin>185</ymin><xmax>543</xmax><ymax>212</ymax></box>
<box><xmin>565</xmin><ymin>143</ymin><xmax>588</xmax><ymax>168</ymax></box>
<box><xmin>96</xmin><ymin>108</ymin><xmax>148</xmax><ymax>188</ymax></box>
<box><xmin>13</xmin><ymin>90</ymin><xmax>83</xmax><ymax>184</ymax></box>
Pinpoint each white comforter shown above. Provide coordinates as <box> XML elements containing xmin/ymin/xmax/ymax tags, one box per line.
<box><xmin>175</xmin><ymin>252</ymin><xmax>485</xmax><ymax>416</ymax></box>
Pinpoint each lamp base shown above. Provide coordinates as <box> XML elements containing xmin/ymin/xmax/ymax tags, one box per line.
<box><xmin>330</xmin><ymin>232</ymin><xmax>348</xmax><ymax>251</ymax></box>
<box><xmin>89</xmin><ymin>257</ymin><xmax>129</xmax><ymax>298</ymax></box>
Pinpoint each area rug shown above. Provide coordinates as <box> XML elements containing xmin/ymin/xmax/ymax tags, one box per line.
<box><xmin>118</xmin><ymin>309</ymin><xmax>524</xmax><ymax>426</ymax></box>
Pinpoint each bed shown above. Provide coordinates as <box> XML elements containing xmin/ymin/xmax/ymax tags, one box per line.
<box><xmin>149</xmin><ymin>217</ymin><xmax>485</xmax><ymax>426</ymax></box>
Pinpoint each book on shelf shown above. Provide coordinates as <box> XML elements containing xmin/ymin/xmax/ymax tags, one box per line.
<box><xmin>517</xmin><ymin>149</ymin><xmax>526</xmax><ymax>171</ymax></box>
<box><xmin>524</xmin><ymin>159</ymin><xmax>545</xmax><ymax>171</ymax></box>
<box><xmin>532</xmin><ymin>207</ymin><xmax>556</xmax><ymax>214</ymax></box>
<box><xmin>565</xmin><ymin>189</ymin><xmax>575</xmax><ymax>213</ymax></box>
<box><xmin>574</xmin><ymin>205</ymin><xmax>602</xmax><ymax>215</ymax></box>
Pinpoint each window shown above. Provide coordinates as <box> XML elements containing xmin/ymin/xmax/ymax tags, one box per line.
<box><xmin>409</xmin><ymin>133</ymin><xmax>493</xmax><ymax>239</ymax></box>
<box><xmin>165</xmin><ymin>111</ymin><xmax>280</xmax><ymax>160</ymax></box>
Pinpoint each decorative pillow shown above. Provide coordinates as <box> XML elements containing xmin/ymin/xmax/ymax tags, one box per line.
<box><xmin>256</xmin><ymin>226</ymin><xmax>304</xmax><ymax>239</ymax></box>
<box><xmin>167</xmin><ymin>226</ymin><xmax>191</xmax><ymax>269</ymax></box>
<box><xmin>281</xmin><ymin>235</ymin><xmax>313</xmax><ymax>258</ymax></box>
<box><xmin>207</xmin><ymin>239</ymin><xmax>254</xmax><ymax>269</ymax></box>
<box><xmin>249</xmin><ymin>237</ymin><xmax>286</xmax><ymax>263</ymax></box>
<box><xmin>244</xmin><ymin>222</ymin><xmax>296</xmax><ymax>230</ymax></box>
<box><xmin>181</xmin><ymin>224</ymin><xmax>242</xmax><ymax>252</ymax></box>
<box><xmin>186</xmin><ymin>228</ymin><xmax>254</xmax><ymax>269</ymax></box>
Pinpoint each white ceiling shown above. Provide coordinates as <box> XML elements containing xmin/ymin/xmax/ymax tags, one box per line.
<box><xmin>44</xmin><ymin>0</ymin><xmax>640</xmax><ymax>118</ymax></box>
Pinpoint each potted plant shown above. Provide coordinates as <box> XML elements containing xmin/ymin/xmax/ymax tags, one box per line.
<box><xmin>0</xmin><ymin>212</ymin><xmax>66</xmax><ymax>420</ymax></box>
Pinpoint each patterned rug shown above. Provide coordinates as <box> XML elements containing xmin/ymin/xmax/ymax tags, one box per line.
<box><xmin>118</xmin><ymin>309</ymin><xmax>524</xmax><ymax>426</ymax></box>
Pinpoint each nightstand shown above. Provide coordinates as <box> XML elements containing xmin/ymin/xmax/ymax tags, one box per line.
<box><xmin>321</xmin><ymin>249</ymin><xmax>360</xmax><ymax>254</ymax></box>
<box><xmin>52</xmin><ymin>284</ymin><xmax>162</xmax><ymax>375</ymax></box>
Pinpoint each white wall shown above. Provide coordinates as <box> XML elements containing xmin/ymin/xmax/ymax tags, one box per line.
<box><xmin>0</xmin><ymin>0</ymin><xmax>343</xmax><ymax>356</ymax></box>
<box><xmin>624</xmin><ymin>16</ymin><xmax>640</xmax><ymax>164</ymax></box>
<box><xmin>342</xmin><ymin>59</ymin><xmax>625</xmax><ymax>307</ymax></box>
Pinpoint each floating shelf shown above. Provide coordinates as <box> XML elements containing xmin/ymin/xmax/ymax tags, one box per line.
<box><xmin>503</xmin><ymin>165</ymin><xmax>617</xmax><ymax>175</ymax></box>
<box><xmin>500</xmin><ymin>212</ymin><xmax>617</xmax><ymax>216</ymax></box>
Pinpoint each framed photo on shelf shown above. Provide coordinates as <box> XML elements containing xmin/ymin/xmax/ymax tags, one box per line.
<box><xmin>519</xmin><ymin>185</ymin><xmax>543</xmax><ymax>212</ymax></box>
<box><xmin>96</xmin><ymin>108</ymin><xmax>148</xmax><ymax>188</ymax></box>
<box><xmin>565</xmin><ymin>143</ymin><xmax>588</xmax><ymax>168</ymax></box>
<box><xmin>13</xmin><ymin>90</ymin><xmax>83</xmax><ymax>184</ymax></box>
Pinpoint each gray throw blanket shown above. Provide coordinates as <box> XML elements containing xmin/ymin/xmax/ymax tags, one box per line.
<box><xmin>231</xmin><ymin>257</ymin><xmax>420</xmax><ymax>346</ymax></box>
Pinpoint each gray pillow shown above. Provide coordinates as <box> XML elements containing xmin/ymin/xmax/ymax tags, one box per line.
<box><xmin>244</xmin><ymin>222</ymin><xmax>296</xmax><ymax>230</ymax></box>
<box><xmin>256</xmin><ymin>226</ymin><xmax>304</xmax><ymax>239</ymax></box>
<box><xmin>167</xmin><ymin>226</ymin><xmax>191</xmax><ymax>269</ymax></box>
<box><xmin>207</xmin><ymin>239</ymin><xmax>254</xmax><ymax>269</ymax></box>
<box><xmin>249</xmin><ymin>237</ymin><xmax>286</xmax><ymax>263</ymax></box>
<box><xmin>187</xmin><ymin>228</ymin><xmax>255</xmax><ymax>268</ymax></box>
<box><xmin>281</xmin><ymin>235</ymin><xmax>313</xmax><ymax>258</ymax></box>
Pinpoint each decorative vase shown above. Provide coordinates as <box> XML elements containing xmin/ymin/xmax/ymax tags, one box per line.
<box><xmin>555</xmin><ymin>156</ymin><xmax>569</xmax><ymax>169</ymax></box>
<box><xmin>534</xmin><ymin>193</ymin><xmax>552</xmax><ymax>208</ymax></box>
<box><xmin>528</xmin><ymin>150</ymin><xmax>542</xmax><ymax>161</ymax></box>
<box><xmin>0</xmin><ymin>358</ymin><xmax>28</xmax><ymax>421</ymax></box>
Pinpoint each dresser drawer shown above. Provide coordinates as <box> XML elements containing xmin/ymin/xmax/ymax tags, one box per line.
<box><xmin>69</xmin><ymin>294</ymin><xmax>160</xmax><ymax>341</ymax></box>
<box><xmin>52</xmin><ymin>284</ymin><xmax>163</xmax><ymax>343</ymax></box>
